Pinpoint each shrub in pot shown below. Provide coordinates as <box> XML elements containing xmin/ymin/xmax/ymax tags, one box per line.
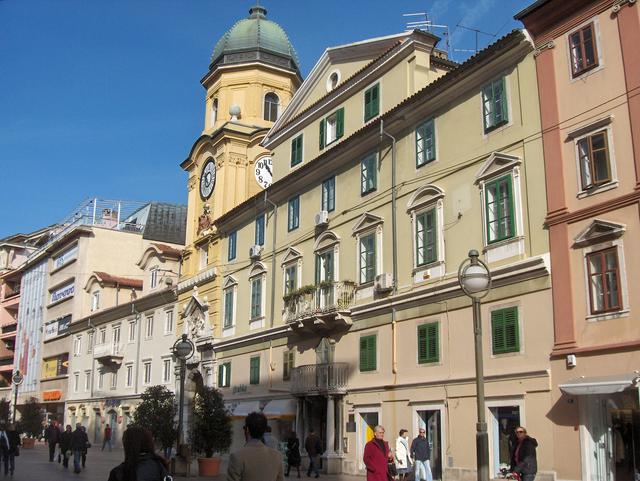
<box><xmin>131</xmin><ymin>385</ymin><xmax>177</xmax><ymax>458</ymax></box>
<box><xmin>17</xmin><ymin>397</ymin><xmax>43</xmax><ymax>447</ymax></box>
<box><xmin>190</xmin><ymin>386</ymin><xmax>232</xmax><ymax>477</ymax></box>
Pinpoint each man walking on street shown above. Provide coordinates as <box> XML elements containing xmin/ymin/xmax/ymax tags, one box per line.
<box><xmin>510</xmin><ymin>426</ymin><xmax>538</xmax><ymax>481</ymax></box>
<box><xmin>304</xmin><ymin>429</ymin><xmax>322</xmax><ymax>478</ymax></box>
<box><xmin>411</xmin><ymin>427</ymin><xmax>432</xmax><ymax>481</ymax></box>
<box><xmin>45</xmin><ymin>421</ymin><xmax>60</xmax><ymax>462</ymax></box>
<box><xmin>0</xmin><ymin>423</ymin><xmax>10</xmax><ymax>476</ymax></box>
<box><xmin>60</xmin><ymin>425</ymin><xmax>73</xmax><ymax>469</ymax></box>
<box><xmin>71</xmin><ymin>423</ymin><xmax>89</xmax><ymax>474</ymax></box>
<box><xmin>102</xmin><ymin>423</ymin><xmax>112</xmax><ymax>451</ymax></box>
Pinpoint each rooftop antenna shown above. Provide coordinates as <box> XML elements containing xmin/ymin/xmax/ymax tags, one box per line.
<box><xmin>403</xmin><ymin>12</ymin><xmax>450</xmax><ymax>57</ymax></box>
<box><xmin>454</xmin><ymin>22</ymin><xmax>497</xmax><ymax>55</ymax></box>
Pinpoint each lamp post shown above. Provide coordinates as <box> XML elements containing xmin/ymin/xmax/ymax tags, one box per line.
<box><xmin>458</xmin><ymin>250</ymin><xmax>491</xmax><ymax>481</ymax></box>
<box><xmin>172</xmin><ymin>334</ymin><xmax>194</xmax><ymax>448</ymax></box>
<box><xmin>12</xmin><ymin>370</ymin><xmax>23</xmax><ymax>424</ymax></box>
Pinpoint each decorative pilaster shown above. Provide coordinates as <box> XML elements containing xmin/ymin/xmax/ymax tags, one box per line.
<box><xmin>335</xmin><ymin>396</ymin><xmax>344</xmax><ymax>455</ymax></box>
<box><xmin>326</xmin><ymin>395</ymin><xmax>335</xmax><ymax>454</ymax></box>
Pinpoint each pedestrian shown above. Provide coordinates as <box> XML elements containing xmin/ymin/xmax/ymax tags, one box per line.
<box><xmin>80</xmin><ymin>426</ymin><xmax>90</xmax><ymax>468</ymax></box>
<box><xmin>102</xmin><ymin>423</ymin><xmax>113</xmax><ymax>451</ymax></box>
<box><xmin>395</xmin><ymin>429</ymin><xmax>412</xmax><ymax>480</ymax></box>
<box><xmin>71</xmin><ymin>422</ymin><xmax>89</xmax><ymax>474</ymax></box>
<box><xmin>363</xmin><ymin>425</ymin><xmax>394</xmax><ymax>481</ymax></box>
<box><xmin>263</xmin><ymin>425</ymin><xmax>280</xmax><ymax>451</ymax></box>
<box><xmin>0</xmin><ymin>423</ymin><xmax>10</xmax><ymax>476</ymax></box>
<box><xmin>6</xmin><ymin>423</ymin><xmax>21</xmax><ymax>476</ymax></box>
<box><xmin>285</xmin><ymin>431</ymin><xmax>301</xmax><ymax>478</ymax></box>
<box><xmin>411</xmin><ymin>427</ymin><xmax>432</xmax><ymax>481</ymax></box>
<box><xmin>108</xmin><ymin>426</ymin><xmax>170</xmax><ymax>481</ymax></box>
<box><xmin>60</xmin><ymin>425</ymin><xmax>73</xmax><ymax>469</ymax></box>
<box><xmin>510</xmin><ymin>426</ymin><xmax>538</xmax><ymax>481</ymax></box>
<box><xmin>304</xmin><ymin>428</ymin><xmax>322</xmax><ymax>478</ymax></box>
<box><xmin>44</xmin><ymin>421</ymin><xmax>60</xmax><ymax>462</ymax></box>
<box><xmin>227</xmin><ymin>411</ymin><xmax>284</xmax><ymax>481</ymax></box>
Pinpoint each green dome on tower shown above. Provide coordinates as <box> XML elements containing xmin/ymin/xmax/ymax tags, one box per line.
<box><xmin>210</xmin><ymin>5</ymin><xmax>300</xmax><ymax>74</ymax></box>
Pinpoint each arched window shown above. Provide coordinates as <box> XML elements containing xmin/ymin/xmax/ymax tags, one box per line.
<box><xmin>264</xmin><ymin>92</ymin><xmax>279</xmax><ymax>122</ymax></box>
<box><xmin>210</xmin><ymin>98</ymin><xmax>218</xmax><ymax>127</ymax></box>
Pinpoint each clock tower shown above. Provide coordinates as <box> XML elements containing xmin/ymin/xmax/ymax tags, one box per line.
<box><xmin>177</xmin><ymin>5</ymin><xmax>301</xmax><ymax>336</ymax></box>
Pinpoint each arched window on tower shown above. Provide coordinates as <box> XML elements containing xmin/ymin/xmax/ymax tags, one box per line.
<box><xmin>210</xmin><ymin>98</ymin><xmax>218</xmax><ymax>127</ymax></box>
<box><xmin>264</xmin><ymin>92</ymin><xmax>279</xmax><ymax>122</ymax></box>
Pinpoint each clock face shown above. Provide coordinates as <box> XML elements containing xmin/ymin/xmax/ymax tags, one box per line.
<box><xmin>255</xmin><ymin>156</ymin><xmax>273</xmax><ymax>189</ymax></box>
<box><xmin>199</xmin><ymin>159</ymin><xmax>216</xmax><ymax>199</ymax></box>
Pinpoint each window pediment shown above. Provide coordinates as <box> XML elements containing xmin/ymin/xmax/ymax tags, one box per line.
<box><xmin>314</xmin><ymin>230</ymin><xmax>340</xmax><ymax>252</ymax></box>
<box><xmin>475</xmin><ymin>152</ymin><xmax>521</xmax><ymax>183</ymax></box>
<box><xmin>406</xmin><ymin>184</ymin><xmax>444</xmax><ymax>212</ymax></box>
<box><xmin>249</xmin><ymin>262</ymin><xmax>267</xmax><ymax>278</ymax></box>
<box><xmin>281</xmin><ymin>247</ymin><xmax>302</xmax><ymax>266</ymax></box>
<box><xmin>573</xmin><ymin>219</ymin><xmax>626</xmax><ymax>248</ymax></box>
<box><xmin>222</xmin><ymin>276</ymin><xmax>238</xmax><ymax>289</ymax></box>
<box><xmin>351</xmin><ymin>212</ymin><xmax>383</xmax><ymax>236</ymax></box>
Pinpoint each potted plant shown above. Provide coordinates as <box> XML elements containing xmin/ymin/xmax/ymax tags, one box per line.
<box><xmin>131</xmin><ymin>385</ymin><xmax>177</xmax><ymax>458</ymax></box>
<box><xmin>190</xmin><ymin>386</ymin><xmax>231</xmax><ymax>477</ymax></box>
<box><xmin>17</xmin><ymin>397</ymin><xmax>42</xmax><ymax>448</ymax></box>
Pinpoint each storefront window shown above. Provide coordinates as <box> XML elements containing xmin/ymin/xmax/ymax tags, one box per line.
<box><xmin>490</xmin><ymin>405</ymin><xmax>521</xmax><ymax>475</ymax></box>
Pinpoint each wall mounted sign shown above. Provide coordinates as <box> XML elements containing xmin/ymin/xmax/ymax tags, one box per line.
<box><xmin>43</xmin><ymin>390</ymin><xmax>62</xmax><ymax>401</ymax></box>
<box><xmin>53</xmin><ymin>245</ymin><xmax>78</xmax><ymax>270</ymax></box>
<box><xmin>50</xmin><ymin>282</ymin><xmax>75</xmax><ymax>304</ymax></box>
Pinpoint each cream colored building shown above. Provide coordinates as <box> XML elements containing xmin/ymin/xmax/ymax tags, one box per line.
<box><xmin>199</xmin><ymin>28</ymin><xmax>555</xmax><ymax>480</ymax></box>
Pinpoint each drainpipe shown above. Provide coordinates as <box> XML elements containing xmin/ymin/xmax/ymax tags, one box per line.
<box><xmin>380</xmin><ymin>119</ymin><xmax>399</xmax><ymax>375</ymax></box>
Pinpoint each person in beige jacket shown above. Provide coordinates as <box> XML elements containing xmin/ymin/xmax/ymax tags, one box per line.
<box><xmin>227</xmin><ymin>412</ymin><xmax>284</xmax><ymax>481</ymax></box>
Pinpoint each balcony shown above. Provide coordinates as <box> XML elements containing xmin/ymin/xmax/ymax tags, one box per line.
<box><xmin>284</xmin><ymin>281</ymin><xmax>356</xmax><ymax>333</ymax></box>
<box><xmin>93</xmin><ymin>343</ymin><xmax>124</xmax><ymax>366</ymax></box>
<box><xmin>290</xmin><ymin>363</ymin><xmax>349</xmax><ymax>396</ymax></box>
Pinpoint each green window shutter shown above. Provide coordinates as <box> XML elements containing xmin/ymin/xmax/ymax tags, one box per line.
<box><xmin>491</xmin><ymin>307</ymin><xmax>519</xmax><ymax>354</ymax></box>
<box><xmin>364</xmin><ymin>84</ymin><xmax>380</xmax><ymax>122</ymax></box>
<box><xmin>319</xmin><ymin>119</ymin><xmax>326</xmax><ymax>150</ymax></box>
<box><xmin>336</xmin><ymin>108</ymin><xmax>344</xmax><ymax>139</ymax></box>
<box><xmin>250</xmin><ymin>357</ymin><xmax>260</xmax><ymax>385</ymax></box>
<box><xmin>291</xmin><ymin>135</ymin><xmax>303</xmax><ymax>166</ymax></box>
<box><xmin>226</xmin><ymin>363</ymin><xmax>231</xmax><ymax>386</ymax></box>
<box><xmin>485</xmin><ymin>175</ymin><xmax>515</xmax><ymax>244</ymax></box>
<box><xmin>218</xmin><ymin>364</ymin><xmax>223</xmax><ymax>387</ymax></box>
<box><xmin>359</xmin><ymin>335</ymin><xmax>377</xmax><ymax>372</ymax></box>
<box><xmin>418</xmin><ymin>322</ymin><xmax>439</xmax><ymax>364</ymax></box>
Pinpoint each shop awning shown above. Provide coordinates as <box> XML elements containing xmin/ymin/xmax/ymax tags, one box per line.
<box><xmin>559</xmin><ymin>373</ymin><xmax>640</xmax><ymax>396</ymax></box>
<box><xmin>231</xmin><ymin>401</ymin><xmax>261</xmax><ymax>418</ymax></box>
<box><xmin>262</xmin><ymin>399</ymin><xmax>297</xmax><ymax>419</ymax></box>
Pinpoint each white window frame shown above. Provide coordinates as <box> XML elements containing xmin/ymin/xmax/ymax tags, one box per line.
<box><xmin>566</xmin><ymin>16</ymin><xmax>605</xmax><ymax>83</ymax></box>
<box><xmin>248</xmin><ymin>265</ymin><xmax>267</xmax><ymax>330</ymax></box>
<box><xmin>571</xmin><ymin>122</ymin><xmax>618</xmax><ymax>198</ymax></box>
<box><xmin>150</xmin><ymin>266</ymin><xmax>159</xmax><ymax>289</ymax></box>
<box><xmin>218</xmin><ymin>361</ymin><xmax>231</xmax><ymax>388</ymax></box>
<box><xmin>125</xmin><ymin>363</ymin><xmax>134</xmax><ymax>388</ymax></box>
<box><xmin>325</xmin><ymin>111</ymin><xmax>338</xmax><ymax>145</ymax></box>
<box><xmin>73</xmin><ymin>335</ymin><xmax>82</xmax><ymax>357</ymax></box>
<box><xmin>87</xmin><ymin>331</ymin><xmax>94</xmax><ymax>354</ymax></box>
<box><xmin>128</xmin><ymin>319</ymin><xmax>137</xmax><ymax>342</ymax></box>
<box><xmin>145</xmin><ymin>316</ymin><xmax>154</xmax><ymax>340</ymax></box>
<box><xmin>98</xmin><ymin>372</ymin><xmax>104</xmax><ymax>390</ymax></box>
<box><xmin>91</xmin><ymin>291</ymin><xmax>100</xmax><ymax>312</ymax></box>
<box><xmin>199</xmin><ymin>245</ymin><xmax>208</xmax><ymax>270</ymax></box>
<box><xmin>486</xmin><ymin>398</ymin><xmax>525</xmax><ymax>478</ymax></box>
<box><xmin>164</xmin><ymin>309</ymin><xmax>174</xmax><ymax>335</ymax></box>
<box><xmin>263</xmin><ymin>91</ymin><xmax>280</xmax><ymax>122</ymax></box>
<box><xmin>73</xmin><ymin>372</ymin><xmax>79</xmax><ymax>392</ymax></box>
<box><xmin>110</xmin><ymin>371</ymin><xmax>118</xmax><ymax>390</ymax></box>
<box><xmin>162</xmin><ymin>358</ymin><xmax>172</xmax><ymax>383</ymax></box>
<box><xmin>143</xmin><ymin>360</ymin><xmax>152</xmax><ymax>385</ymax></box>
<box><xmin>352</xmin><ymin>215</ymin><xmax>383</xmax><ymax>288</ymax></box>
<box><xmin>222</xmin><ymin>277</ymin><xmax>238</xmax><ymax>337</ymax></box>
<box><xmin>84</xmin><ymin>370</ymin><xmax>91</xmax><ymax>392</ymax></box>
<box><xmin>210</xmin><ymin>97</ymin><xmax>218</xmax><ymax>127</ymax></box>
<box><xmin>99</xmin><ymin>328</ymin><xmax>106</xmax><ymax>344</ymax></box>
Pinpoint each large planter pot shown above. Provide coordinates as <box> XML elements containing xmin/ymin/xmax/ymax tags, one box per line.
<box><xmin>197</xmin><ymin>457</ymin><xmax>221</xmax><ymax>477</ymax></box>
<box><xmin>22</xmin><ymin>438</ymin><xmax>36</xmax><ymax>449</ymax></box>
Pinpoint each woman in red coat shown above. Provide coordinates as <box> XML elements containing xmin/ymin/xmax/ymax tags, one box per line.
<box><xmin>363</xmin><ymin>425</ymin><xmax>394</xmax><ymax>481</ymax></box>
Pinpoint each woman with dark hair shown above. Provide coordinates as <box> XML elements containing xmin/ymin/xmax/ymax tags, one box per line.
<box><xmin>285</xmin><ymin>431</ymin><xmax>301</xmax><ymax>478</ymax></box>
<box><xmin>107</xmin><ymin>426</ymin><xmax>170</xmax><ymax>481</ymax></box>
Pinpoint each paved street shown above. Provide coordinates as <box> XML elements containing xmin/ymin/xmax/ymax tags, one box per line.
<box><xmin>11</xmin><ymin>442</ymin><xmax>365</xmax><ymax>481</ymax></box>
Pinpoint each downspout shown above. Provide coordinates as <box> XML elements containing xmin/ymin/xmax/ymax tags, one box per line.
<box><xmin>380</xmin><ymin>119</ymin><xmax>399</xmax><ymax>376</ymax></box>
<box><xmin>264</xmin><ymin>191</ymin><xmax>278</xmax><ymax>389</ymax></box>
<box><xmin>115</xmin><ymin>282</ymin><xmax>119</xmax><ymax>307</ymax></box>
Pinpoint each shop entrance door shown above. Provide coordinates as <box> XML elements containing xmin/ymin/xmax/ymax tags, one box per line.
<box><xmin>489</xmin><ymin>405</ymin><xmax>521</xmax><ymax>476</ymax></box>
<box><xmin>108</xmin><ymin>411</ymin><xmax>118</xmax><ymax>448</ymax></box>
<box><xmin>583</xmin><ymin>397</ymin><xmax>614</xmax><ymax>481</ymax></box>
<box><xmin>415</xmin><ymin>409</ymin><xmax>443</xmax><ymax>480</ymax></box>
<box><xmin>94</xmin><ymin>413</ymin><xmax>101</xmax><ymax>444</ymax></box>
<box><xmin>357</xmin><ymin>411</ymin><xmax>379</xmax><ymax>470</ymax></box>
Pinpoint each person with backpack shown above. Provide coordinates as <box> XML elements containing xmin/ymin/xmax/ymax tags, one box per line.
<box><xmin>108</xmin><ymin>426</ymin><xmax>171</xmax><ymax>481</ymax></box>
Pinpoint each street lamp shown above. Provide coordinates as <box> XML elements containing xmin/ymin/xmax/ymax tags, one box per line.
<box><xmin>172</xmin><ymin>334</ymin><xmax>194</xmax><ymax>449</ymax></box>
<box><xmin>12</xmin><ymin>370</ymin><xmax>23</xmax><ymax>424</ymax></box>
<box><xmin>458</xmin><ymin>250</ymin><xmax>491</xmax><ymax>481</ymax></box>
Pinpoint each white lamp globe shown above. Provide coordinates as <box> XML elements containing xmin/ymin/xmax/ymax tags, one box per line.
<box><xmin>462</xmin><ymin>264</ymin><xmax>490</xmax><ymax>294</ymax></box>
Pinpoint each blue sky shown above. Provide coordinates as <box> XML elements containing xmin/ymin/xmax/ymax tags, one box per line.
<box><xmin>0</xmin><ymin>0</ymin><xmax>532</xmax><ymax>239</ymax></box>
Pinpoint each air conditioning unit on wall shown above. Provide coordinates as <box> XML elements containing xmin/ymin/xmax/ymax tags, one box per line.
<box><xmin>249</xmin><ymin>245</ymin><xmax>262</xmax><ymax>259</ymax></box>
<box><xmin>315</xmin><ymin>211</ymin><xmax>329</xmax><ymax>227</ymax></box>
<box><xmin>374</xmin><ymin>273</ymin><xmax>393</xmax><ymax>292</ymax></box>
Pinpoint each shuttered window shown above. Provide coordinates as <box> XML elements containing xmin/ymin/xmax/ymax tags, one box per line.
<box><xmin>249</xmin><ymin>357</ymin><xmax>260</xmax><ymax>385</ymax></box>
<box><xmin>485</xmin><ymin>175</ymin><xmax>515</xmax><ymax>244</ymax></box>
<box><xmin>359</xmin><ymin>233</ymin><xmax>376</xmax><ymax>284</ymax></box>
<box><xmin>322</xmin><ymin>176</ymin><xmax>336</xmax><ymax>212</ymax></box>
<box><xmin>416</xmin><ymin>119</ymin><xmax>436</xmax><ymax>167</ymax></box>
<box><xmin>320</xmin><ymin>108</ymin><xmax>344</xmax><ymax>149</ymax></box>
<box><xmin>288</xmin><ymin>196</ymin><xmax>300</xmax><ymax>231</ymax></box>
<box><xmin>361</xmin><ymin>153</ymin><xmax>377</xmax><ymax>195</ymax></box>
<box><xmin>218</xmin><ymin>362</ymin><xmax>231</xmax><ymax>388</ymax></box>
<box><xmin>283</xmin><ymin>349</ymin><xmax>295</xmax><ymax>381</ymax></box>
<box><xmin>255</xmin><ymin>214</ymin><xmax>265</xmax><ymax>246</ymax></box>
<box><xmin>415</xmin><ymin>208</ymin><xmax>437</xmax><ymax>266</ymax></box>
<box><xmin>250</xmin><ymin>277</ymin><xmax>263</xmax><ymax>319</ymax></box>
<box><xmin>223</xmin><ymin>288</ymin><xmax>234</xmax><ymax>328</ymax></box>
<box><xmin>359</xmin><ymin>335</ymin><xmax>377</xmax><ymax>372</ymax></box>
<box><xmin>482</xmin><ymin>77</ymin><xmax>508</xmax><ymax>133</ymax></box>
<box><xmin>291</xmin><ymin>134</ymin><xmax>303</xmax><ymax>167</ymax></box>
<box><xmin>417</xmin><ymin>322</ymin><xmax>439</xmax><ymax>364</ymax></box>
<box><xmin>364</xmin><ymin>83</ymin><xmax>380</xmax><ymax>122</ymax></box>
<box><xmin>491</xmin><ymin>307</ymin><xmax>520</xmax><ymax>354</ymax></box>
<box><xmin>228</xmin><ymin>231</ymin><xmax>237</xmax><ymax>261</ymax></box>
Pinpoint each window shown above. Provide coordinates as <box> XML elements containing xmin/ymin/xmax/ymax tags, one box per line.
<box><xmin>359</xmin><ymin>335</ymin><xmax>377</xmax><ymax>372</ymax></box>
<box><xmin>199</xmin><ymin>245</ymin><xmax>208</xmax><ymax>270</ymax></box>
<box><xmin>163</xmin><ymin>358</ymin><xmax>171</xmax><ymax>383</ymax></box>
<box><xmin>319</xmin><ymin>108</ymin><xmax>344</xmax><ymax>149</ymax></box>
<box><xmin>228</xmin><ymin>231</ymin><xmax>237</xmax><ymax>261</ymax></box>
<box><xmin>416</xmin><ymin>209</ymin><xmax>437</xmax><ymax>266</ymax></box>
<box><xmin>223</xmin><ymin>287</ymin><xmax>235</xmax><ymax>329</ymax></box>
<box><xmin>164</xmin><ymin>310</ymin><xmax>174</xmax><ymax>334</ymax></box>
<box><xmin>249</xmin><ymin>357</ymin><xmax>260</xmax><ymax>385</ymax></box>
<box><xmin>359</xmin><ymin>233</ymin><xmax>376</xmax><ymax>284</ymax></box>
<box><xmin>126</xmin><ymin>364</ymin><xmax>133</xmax><ymax>387</ymax></box>
<box><xmin>73</xmin><ymin>335</ymin><xmax>82</xmax><ymax>356</ymax></box>
<box><xmin>99</xmin><ymin>328</ymin><xmax>106</xmax><ymax>344</ymax></box>
<box><xmin>569</xmin><ymin>23</ymin><xmax>598</xmax><ymax>77</ymax></box>
<box><xmin>218</xmin><ymin>362</ymin><xmax>231</xmax><ymax>388</ymax></box>
<box><xmin>288</xmin><ymin>196</ymin><xmax>300</xmax><ymax>231</ymax></box>
<box><xmin>250</xmin><ymin>277</ymin><xmax>263</xmax><ymax>320</ymax></box>
<box><xmin>416</xmin><ymin>119</ymin><xmax>436</xmax><ymax>167</ymax></box>
<box><xmin>143</xmin><ymin>361</ymin><xmax>152</xmax><ymax>384</ymax></box>
<box><xmin>482</xmin><ymin>77</ymin><xmax>508</xmax><ymax>133</ymax></box>
<box><xmin>91</xmin><ymin>291</ymin><xmax>100</xmax><ymax>311</ymax></box>
<box><xmin>98</xmin><ymin>372</ymin><xmax>104</xmax><ymax>389</ymax></box>
<box><xmin>264</xmin><ymin>92</ymin><xmax>279</xmax><ymax>122</ymax></box>
<box><xmin>87</xmin><ymin>332</ymin><xmax>94</xmax><ymax>354</ymax></box>
<box><xmin>84</xmin><ymin>371</ymin><xmax>91</xmax><ymax>392</ymax></box>
<box><xmin>587</xmin><ymin>247</ymin><xmax>622</xmax><ymax>314</ymax></box>
<box><xmin>284</xmin><ymin>264</ymin><xmax>297</xmax><ymax>295</ymax></box>
<box><xmin>128</xmin><ymin>320</ymin><xmax>136</xmax><ymax>342</ymax></box>
<box><xmin>150</xmin><ymin>267</ymin><xmax>158</xmax><ymax>289</ymax></box>
<box><xmin>418</xmin><ymin>322</ymin><xmax>439</xmax><ymax>364</ymax></box>
<box><xmin>491</xmin><ymin>307</ymin><xmax>520</xmax><ymax>354</ymax></box>
<box><xmin>145</xmin><ymin>316</ymin><xmax>153</xmax><ymax>339</ymax></box>
<box><xmin>112</xmin><ymin>325</ymin><xmax>121</xmax><ymax>348</ymax></box>
<box><xmin>110</xmin><ymin>372</ymin><xmax>117</xmax><ymax>389</ymax></box>
<box><xmin>577</xmin><ymin>131</ymin><xmax>611</xmax><ymax>190</ymax></box>
<box><xmin>364</xmin><ymin>83</ymin><xmax>380</xmax><ymax>122</ymax></box>
<box><xmin>283</xmin><ymin>349</ymin><xmax>295</xmax><ymax>381</ymax></box>
<box><xmin>73</xmin><ymin>373</ymin><xmax>79</xmax><ymax>392</ymax></box>
<box><xmin>485</xmin><ymin>176</ymin><xmax>515</xmax><ymax>244</ymax></box>
<box><xmin>255</xmin><ymin>214</ymin><xmax>265</xmax><ymax>246</ymax></box>
<box><xmin>291</xmin><ymin>134</ymin><xmax>303</xmax><ymax>167</ymax></box>
<box><xmin>361</xmin><ymin>153</ymin><xmax>377</xmax><ymax>195</ymax></box>
<box><xmin>328</xmin><ymin>71</ymin><xmax>339</xmax><ymax>90</ymax></box>
<box><xmin>322</xmin><ymin>177</ymin><xmax>335</xmax><ymax>212</ymax></box>
<box><xmin>211</xmin><ymin>98</ymin><xmax>218</xmax><ymax>126</ymax></box>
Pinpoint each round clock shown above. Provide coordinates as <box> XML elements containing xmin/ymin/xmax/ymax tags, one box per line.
<box><xmin>254</xmin><ymin>156</ymin><xmax>273</xmax><ymax>189</ymax></box>
<box><xmin>199</xmin><ymin>159</ymin><xmax>216</xmax><ymax>199</ymax></box>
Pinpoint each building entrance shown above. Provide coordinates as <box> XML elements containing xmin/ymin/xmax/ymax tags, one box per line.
<box><xmin>415</xmin><ymin>409</ymin><xmax>443</xmax><ymax>480</ymax></box>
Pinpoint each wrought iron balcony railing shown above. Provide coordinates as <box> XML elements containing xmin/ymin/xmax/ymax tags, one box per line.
<box><xmin>290</xmin><ymin>362</ymin><xmax>349</xmax><ymax>395</ymax></box>
<box><xmin>283</xmin><ymin>281</ymin><xmax>356</xmax><ymax>323</ymax></box>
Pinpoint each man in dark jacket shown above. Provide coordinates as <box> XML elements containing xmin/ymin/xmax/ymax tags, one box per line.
<box><xmin>6</xmin><ymin>423</ymin><xmax>20</xmax><ymax>476</ymax></box>
<box><xmin>45</xmin><ymin>421</ymin><xmax>60</xmax><ymax>462</ymax></box>
<box><xmin>59</xmin><ymin>425</ymin><xmax>73</xmax><ymax>469</ymax></box>
<box><xmin>510</xmin><ymin>426</ymin><xmax>538</xmax><ymax>481</ymax></box>
<box><xmin>71</xmin><ymin>423</ymin><xmax>89</xmax><ymax>474</ymax></box>
<box><xmin>304</xmin><ymin>429</ymin><xmax>322</xmax><ymax>478</ymax></box>
<box><xmin>410</xmin><ymin>428</ymin><xmax>432</xmax><ymax>481</ymax></box>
